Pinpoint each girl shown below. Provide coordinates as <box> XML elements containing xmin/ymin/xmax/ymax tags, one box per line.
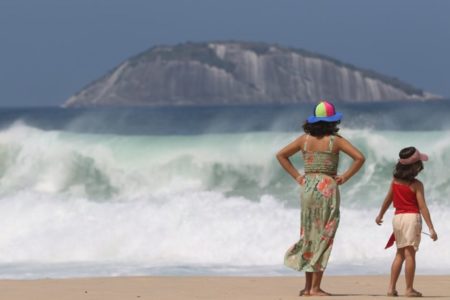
<box><xmin>376</xmin><ymin>146</ymin><xmax>438</xmax><ymax>297</ymax></box>
<box><xmin>277</xmin><ymin>101</ymin><xmax>365</xmax><ymax>296</ymax></box>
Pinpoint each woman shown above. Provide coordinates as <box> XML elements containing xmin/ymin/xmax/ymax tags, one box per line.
<box><xmin>276</xmin><ymin>101</ymin><xmax>365</xmax><ymax>296</ymax></box>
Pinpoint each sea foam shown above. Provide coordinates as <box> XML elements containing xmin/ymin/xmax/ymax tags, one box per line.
<box><xmin>0</xmin><ymin>122</ymin><xmax>449</xmax><ymax>278</ymax></box>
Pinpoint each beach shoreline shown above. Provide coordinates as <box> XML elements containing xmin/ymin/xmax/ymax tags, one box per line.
<box><xmin>0</xmin><ymin>275</ymin><xmax>448</xmax><ymax>300</ymax></box>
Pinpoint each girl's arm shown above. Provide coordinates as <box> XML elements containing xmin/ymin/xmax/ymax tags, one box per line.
<box><xmin>334</xmin><ymin>136</ymin><xmax>365</xmax><ymax>185</ymax></box>
<box><xmin>415</xmin><ymin>180</ymin><xmax>438</xmax><ymax>241</ymax></box>
<box><xmin>375</xmin><ymin>183</ymin><xmax>393</xmax><ymax>225</ymax></box>
<box><xmin>276</xmin><ymin>136</ymin><xmax>304</xmax><ymax>185</ymax></box>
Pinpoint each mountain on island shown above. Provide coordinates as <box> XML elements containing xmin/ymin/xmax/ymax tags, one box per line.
<box><xmin>64</xmin><ymin>41</ymin><xmax>439</xmax><ymax>107</ymax></box>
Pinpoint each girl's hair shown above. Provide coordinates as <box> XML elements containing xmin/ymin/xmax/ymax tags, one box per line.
<box><xmin>302</xmin><ymin>121</ymin><xmax>340</xmax><ymax>137</ymax></box>
<box><xmin>393</xmin><ymin>147</ymin><xmax>424</xmax><ymax>182</ymax></box>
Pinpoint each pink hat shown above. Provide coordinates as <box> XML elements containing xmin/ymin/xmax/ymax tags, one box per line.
<box><xmin>398</xmin><ymin>149</ymin><xmax>428</xmax><ymax>165</ymax></box>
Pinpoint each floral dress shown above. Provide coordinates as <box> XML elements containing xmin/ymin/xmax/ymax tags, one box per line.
<box><xmin>284</xmin><ymin>134</ymin><xmax>340</xmax><ymax>272</ymax></box>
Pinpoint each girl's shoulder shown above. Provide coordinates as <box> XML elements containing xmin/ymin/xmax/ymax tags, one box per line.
<box><xmin>410</xmin><ymin>179</ymin><xmax>424</xmax><ymax>191</ymax></box>
<box><xmin>392</xmin><ymin>178</ymin><xmax>417</xmax><ymax>193</ymax></box>
<box><xmin>393</xmin><ymin>178</ymin><xmax>423</xmax><ymax>193</ymax></box>
<box><xmin>392</xmin><ymin>177</ymin><xmax>421</xmax><ymax>184</ymax></box>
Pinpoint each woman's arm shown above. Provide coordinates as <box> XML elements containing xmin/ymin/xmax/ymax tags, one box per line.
<box><xmin>415</xmin><ymin>180</ymin><xmax>438</xmax><ymax>241</ymax></box>
<box><xmin>375</xmin><ymin>183</ymin><xmax>393</xmax><ymax>225</ymax></box>
<box><xmin>276</xmin><ymin>136</ymin><xmax>304</xmax><ymax>184</ymax></box>
<box><xmin>334</xmin><ymin>136</ymin><xmax>365</xmax><ymax>185</ymax></box>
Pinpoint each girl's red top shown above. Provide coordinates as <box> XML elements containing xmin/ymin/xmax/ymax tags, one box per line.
<box><xmin>385</xmin><ymin>181</ymin><xmax>421</xmax><ymax>249</ymax></box>
<box><xmin>392</xmin><ymin>182</ymin><xmax>420</xmax><ymax>214</ymax></box>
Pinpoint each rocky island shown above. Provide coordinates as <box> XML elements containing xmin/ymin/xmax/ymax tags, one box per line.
<box><xmin>64</xmin><ymin>41</ymin><xmax>438</xmax><ymax>107</ymax></box>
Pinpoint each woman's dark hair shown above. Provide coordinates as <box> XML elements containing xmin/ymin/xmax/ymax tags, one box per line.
<box><xmin>302</xmin><ymin>121</ymin><xmax>340</xmax><ymax>137</ymax></box>
<box><xmin>393</xmin><ymin>147</ymin><xmax>424</xmax><ymax>182</ymax></box>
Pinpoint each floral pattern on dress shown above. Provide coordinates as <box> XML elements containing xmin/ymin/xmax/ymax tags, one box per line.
<box><xmin>284</xmin><ymin>135</ymin><xmax>340</xmax><ymax>273</ymax></box>
<box><xmin>317</xmin><ymin>177</ymin><xmax>334</xmax><ymax>199</ymax></box>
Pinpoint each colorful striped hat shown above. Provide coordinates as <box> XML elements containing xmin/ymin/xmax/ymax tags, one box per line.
<box><xmin>307</xmin><ymin>100</ymin><xmax>343</xmax><ymax>123</ymax></box>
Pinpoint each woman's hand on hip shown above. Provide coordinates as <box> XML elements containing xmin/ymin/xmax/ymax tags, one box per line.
<box><xmin>334</xmin><ymin>174</ymin><xmax>347</xmax><ymax>185</ymax></box>
<box><xmin>295</xmin><ymin>174</ymin><xmax>305</xmax><ymax>186</ymax></box>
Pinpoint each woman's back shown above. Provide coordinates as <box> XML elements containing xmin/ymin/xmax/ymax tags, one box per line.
<box><xmin>302</xmin><ymin>134</ymin><xmax>339</xmax><ymax>176</ymax></box>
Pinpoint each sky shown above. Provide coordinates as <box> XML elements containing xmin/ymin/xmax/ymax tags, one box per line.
<box><xmin>0</xmin><ymin>0</ymin><xmax>449</xmax><ymax>107</ymax></box>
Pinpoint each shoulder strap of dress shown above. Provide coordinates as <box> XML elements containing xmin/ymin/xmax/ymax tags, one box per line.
<box><xmin>303</xmin><ymin>135</ymin><xmax>309</xmax><ymax>152</ymax></box>
<box><xmin>328</xmin><ymin>135</ymin><xmax>335</xmax><ymax>152</ymax></box>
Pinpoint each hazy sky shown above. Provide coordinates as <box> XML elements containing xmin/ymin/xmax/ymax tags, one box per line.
<box><xmin>1</xmin><ymin>0</ymin><xmax>449</xmax><ymax>107</ymax></box>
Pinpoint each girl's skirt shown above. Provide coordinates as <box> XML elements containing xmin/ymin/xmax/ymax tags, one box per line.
<box><xmin>393</xmin><ymin>213</ymin><xmax>422</xmax><ymax>251</ymax></box>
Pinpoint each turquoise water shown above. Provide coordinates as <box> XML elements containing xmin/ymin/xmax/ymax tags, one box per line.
<box><xmin>0</xmin><ymin>105</ymin><xmax>449</xmax><ymax>278</ymax></box>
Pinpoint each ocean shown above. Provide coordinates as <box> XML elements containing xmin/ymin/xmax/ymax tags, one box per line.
<box><xmin>0</xmin><ymin>101</ymin><xmax>449</xmax><ymax>279</ymax></box>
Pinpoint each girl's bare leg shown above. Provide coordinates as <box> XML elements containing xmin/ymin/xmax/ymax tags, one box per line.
<box><xmin>404</xmin><ymin>246</ymin><xmax>422</xmax><ymax>297</ymax></box>
<box><xmin>310</xmin><ymin>271</ymin><xmax>331</xmax><ymax>296</ymax></box>
<box><xmin>299</xmin><ymin>272</ymin><xmax>312</xmax><ymax>296</ymax></box>
<box><xmin>388</xmin><ymin>248</ymin><xmax>404</xmax><ymax>296</ymax></box>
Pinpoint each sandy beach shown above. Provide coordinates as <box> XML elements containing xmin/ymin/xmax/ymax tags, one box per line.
<box><xmin>0</xmin><ymin>275</ymin><xmax>448</xmax><ymax>300</ymax></box>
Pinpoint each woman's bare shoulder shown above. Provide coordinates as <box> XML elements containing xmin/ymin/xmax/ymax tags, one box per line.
<box><xmin>281</xmin><ymin>134</ymin><xmax>307</xmax><ymax>148</ymax></box>
<box><xmin>333</xmin><ymin>134</ymin><xmax>347</xmax><ymax>147</ymax></box>
<box><xmin>334</xmin><ymin>134</ymin><xmax>346</xmax><ymax>141</ymax></box>
<box><xmin>294</xmin><ymin>134</ymin><xmax>307</xmax><ymax>146</ymax></box>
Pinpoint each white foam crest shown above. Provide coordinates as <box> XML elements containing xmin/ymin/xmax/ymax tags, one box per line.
<box><xmin>0</xmin><ymin>123</ymin><xmax>117</xmax><ymax>197</ymax></box>
<box><xmin>1</xmin><ymin>123</ymin><xmax>450</xmax><ymax>206</ymax></box>
<box><xmin>0</xmin><ymin>191</ymin><xmax>294</xmax><ymax>265</ymax></box>
<box><xmin>0</xmin><ymin>190</ymin><xmax>448</xmax><ymax>276</ymax></box>
<box><xmin>0</xmin><ymin>124</ymin><xmax>450</xmax><ymax>206</ymax></box>
<box><xmin>0</xmin><ymin>123</ymin><xmax>293</xmax><ymax>199</ymax></box>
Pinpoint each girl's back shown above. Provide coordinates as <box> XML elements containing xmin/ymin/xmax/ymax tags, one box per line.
<box><xmin>391</xmin><ymin>180</ymin><xmax>419</xmax><ymax>215</ymax></box>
